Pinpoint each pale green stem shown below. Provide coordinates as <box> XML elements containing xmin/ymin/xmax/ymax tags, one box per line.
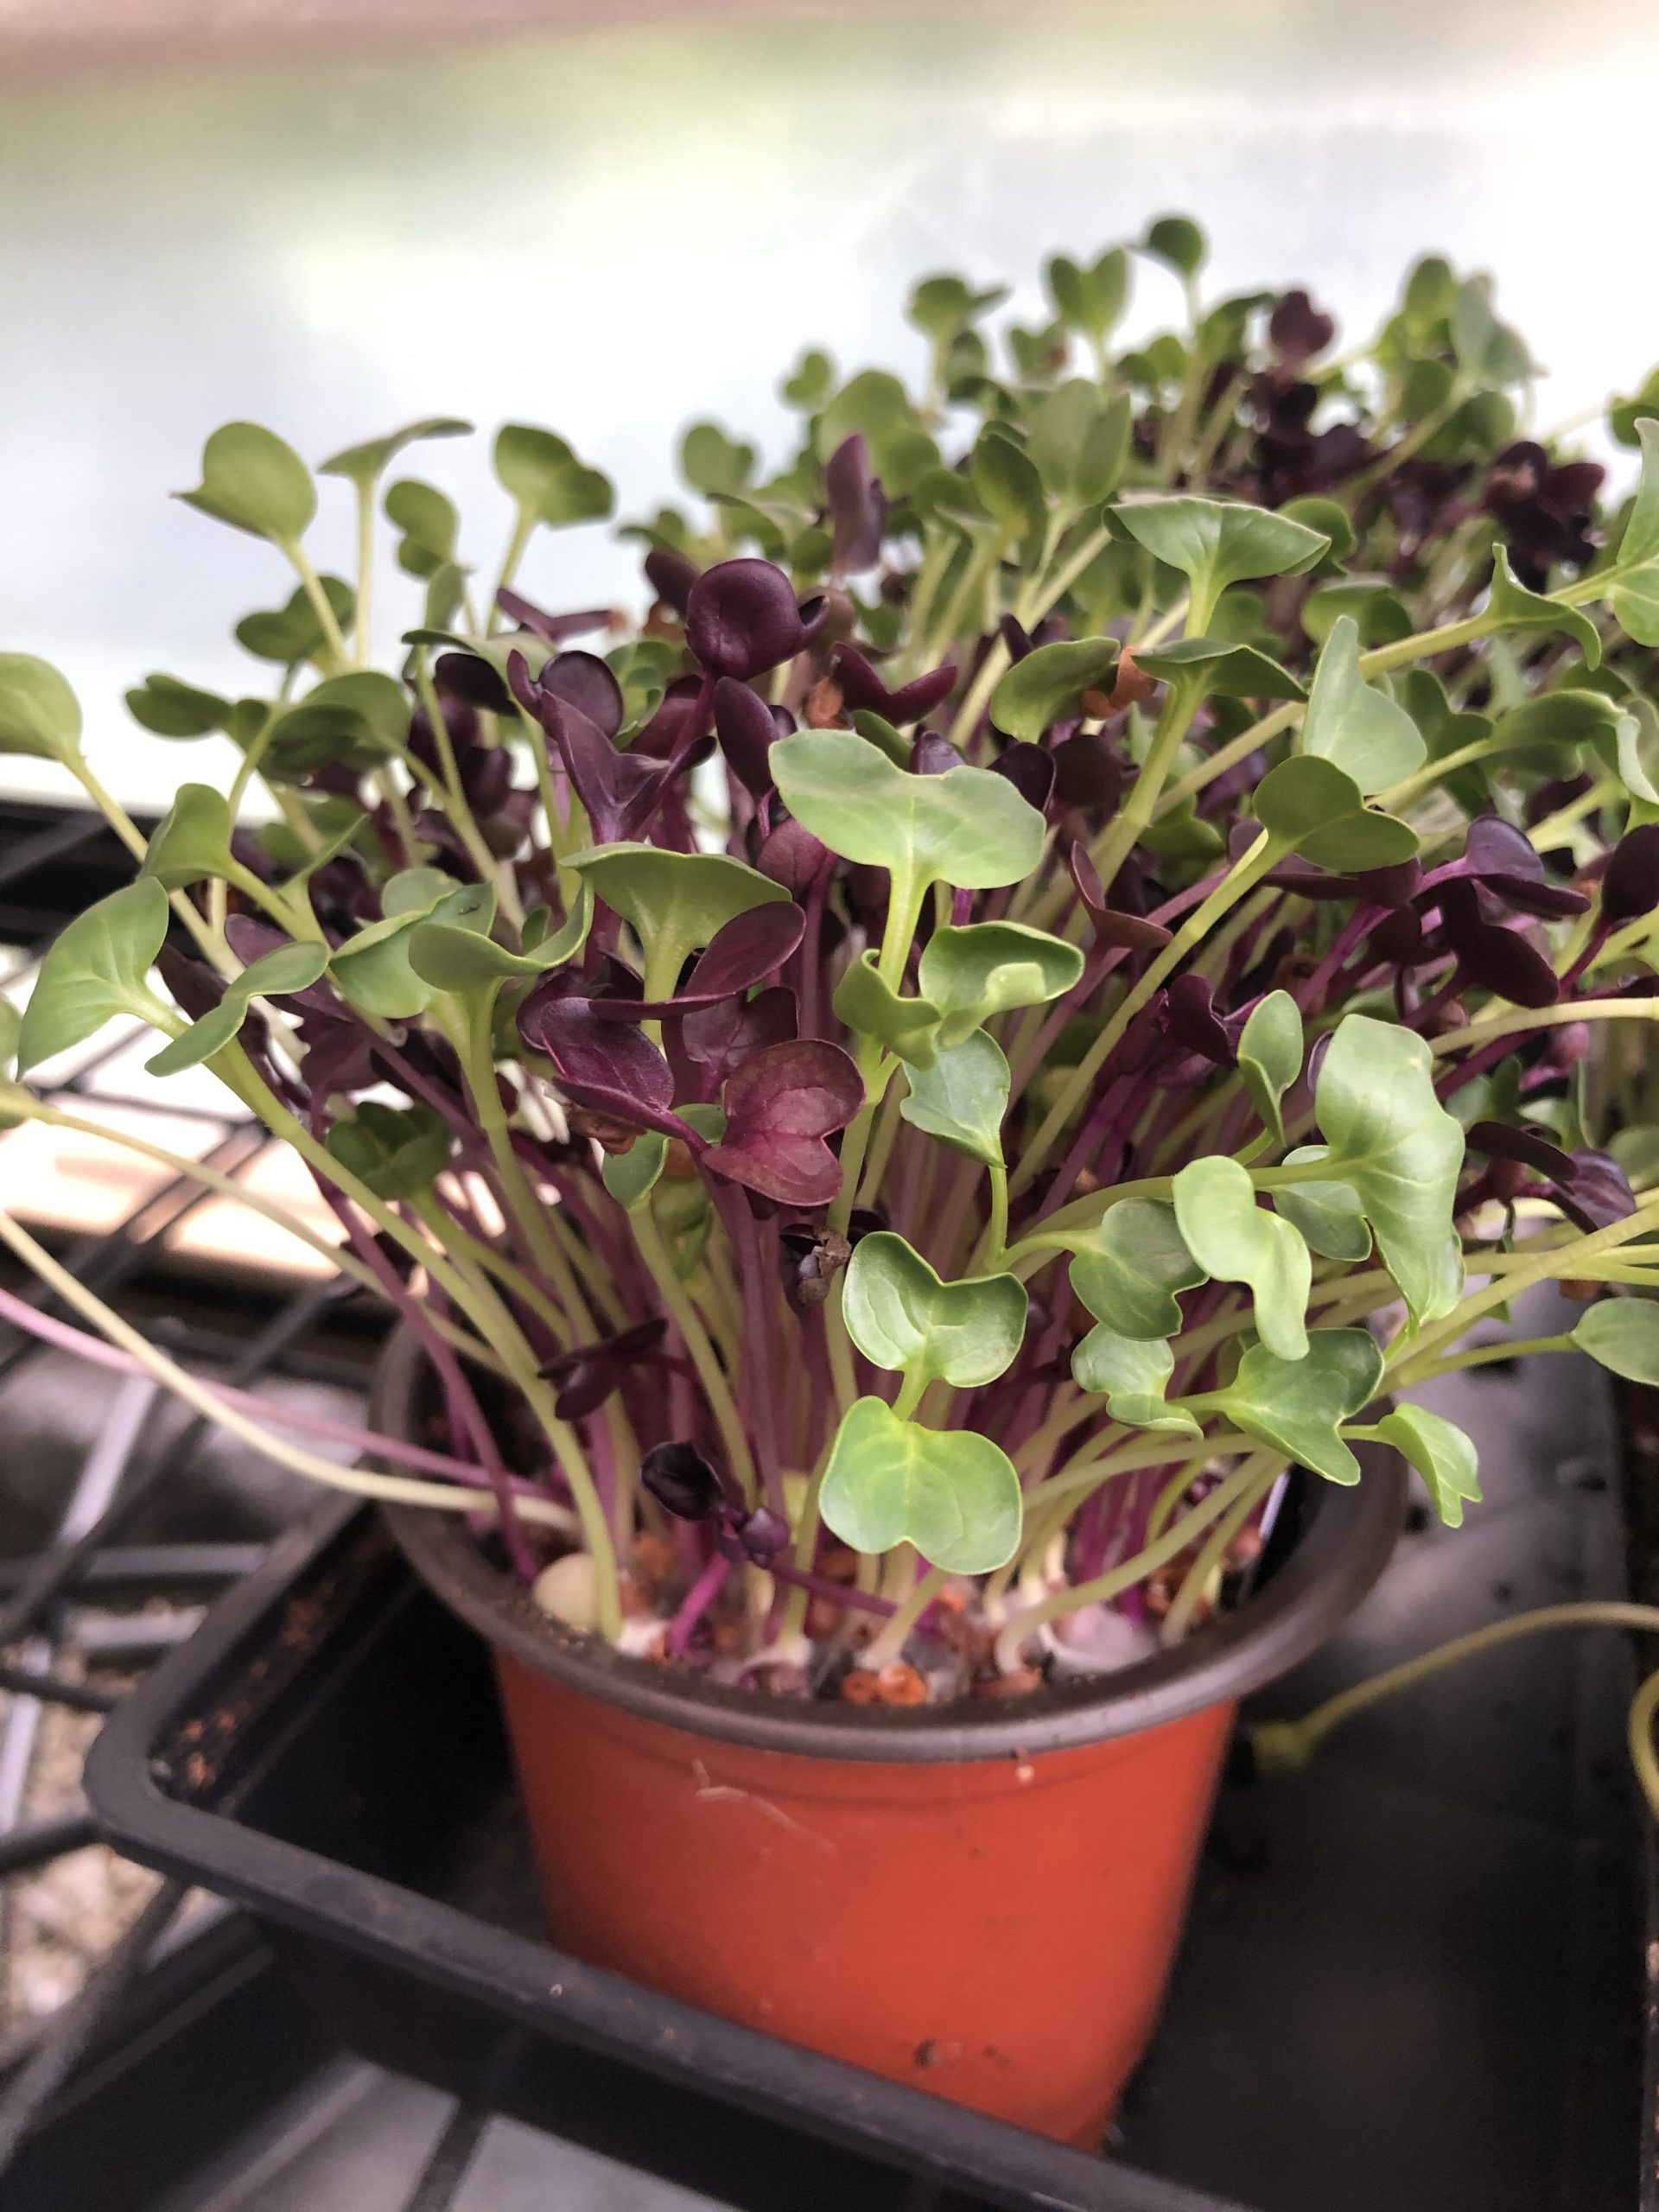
<box><xmin>1255</xmin><ymin>1603</ymin><xmax>1659</xmax><ymax>1824</ymax></box>
<box><xmin>629</xmin><ymin>1203</ymin><xmax>758</xmax><ymax>1505</ymax></box>
<box><xmin>354</xmin><ymin>480</ymin><xmax>375</xmax><ymax>666</ymax></box>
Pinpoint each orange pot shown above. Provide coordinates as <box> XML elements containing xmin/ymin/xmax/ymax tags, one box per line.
<box><xmin>382</xmin><ymin>1339</ymin><xmax>1403</xmax><ymax>2149</ymax></box>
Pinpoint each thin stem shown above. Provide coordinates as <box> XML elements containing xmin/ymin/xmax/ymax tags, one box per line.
<box><xmin>862</xmin><ymin>1563</ymin><xmax>950</xmax><ymax>1670</ymax></box>
<box><xmin>353</xmin><ymin>480</ymin><xmax>375</xmax><ymax>666</ymax></box>
<box><xmin>1256</xmin><ymin>1602</ymin><xmax>1659</xmax><ymax>1824</ymax></box>
<box><xmin>0</xmin><ymin>1206</ymin><xmax>571</xmax><ymax>1529</ymax></box>
<box><xmin>629</xmin><ymin>1203</ymin><xmax>758</xmax><ymax>1504</ymax></box>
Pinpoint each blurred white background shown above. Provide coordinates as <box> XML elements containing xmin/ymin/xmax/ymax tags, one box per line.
<box><xmin>2</xmin><ymin>0</ymin><xmax>1656</xmax><ymax>801</ymax></box>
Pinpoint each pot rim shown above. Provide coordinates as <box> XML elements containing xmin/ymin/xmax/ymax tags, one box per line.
<box><xmin>375</xmin><ymin>1328</ymin><xmax>1406</xmax><ymax>1764</ymax></box>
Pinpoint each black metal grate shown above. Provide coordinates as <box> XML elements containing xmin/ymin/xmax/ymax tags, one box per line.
<box><xmin>0</xmin><ymin>801</ymin><xmax>413</xmax><ymax>2196</ymax></box>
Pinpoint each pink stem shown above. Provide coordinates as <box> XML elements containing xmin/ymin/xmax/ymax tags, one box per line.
<box><xmin>0</xmin><ymin>1282</ymin><xmax>555</xmax><ymax>1499</ymax></box>
<box><xmin>667</xmin><ymin>1547</ymin><xmax>729</xmax><ymax>1656</ymax></box>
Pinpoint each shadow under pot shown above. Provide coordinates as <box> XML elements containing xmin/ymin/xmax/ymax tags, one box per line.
<box><xmin>377</xmin><ymin>1329</ymin><xmax>1405</xmax><ymax>2150</ymax></box>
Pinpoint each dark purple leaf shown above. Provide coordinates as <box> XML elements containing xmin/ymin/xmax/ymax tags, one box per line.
<box><xmin>641</xmin><ymin>1440</ymin><xmax>722</xmax><ymax>1521</ymax></box>
<box><xmin>539</xmin><ymin>1318</ymin><xmax>667</xmax><ymax>1421</ymax></box>
<box><xmin>435</xmin><ymin>650</ymin><xmax>513</xmax><ymax>715</ymax></box>
<box><xmin>685</xmin><ymin>559</ymin><xmax>828</xmax><ymax>681</ymax></box>
<box><xmin>533</xmin><ymin>650</ymin><xmax>625</xmax><ymax>741</ymax></box>
<box><xmin>999</xmin><ymin>613</ymin><xmax>1034</xmax><ymax>664</ymax></box>
<box><xmin>702</xmin><ymin>1039</ymin><xmax>863</xmax><ymax>1206</ymax></box>
<box><xmin>1465</xmin><ymin>1121</ymin><xmax>1575</xmax><ymax>1179</ymax></box>
<box><xmin>493</xmin><ymin>588</ymin><xmax>612</xmax><ymax>646</ymax></box>
<box><xmin>1440</xmin><ymin>881</ymin><xmax>1561</xmax><ymax>1008</ymax></box>
<box><xmin>682</xmin><ymin>986</ymin><xmax>798</xmax><ymax>1098</ymax></box>
<box><xmin>644</xmin><ymin>547</ymin><xmax>699</xmax><ymax>616</ymax></box>
<box><xmin>508</xmin><ymin>651</ymin><xmax>670</xmax><ymax>843</ymax></box>
<box><xmin>1268</xmin><ymin>289</ymin><xmax>1336</xmax><ymax>364</ymax></box>
<box><xmin>830</xmin><ymin>642</ymin><xmax>957</xmax><ymax>727</ymax></box>
<box><xmin>912</xmin><ymin>732</ymin><xmax>966</xmax><ymax>776</ymax></box>
<box><xmin>1069</xmin><ymin>841</ymin><xmax>1172</xmax><ymax>953</ymax></box>
<box><xmin>756</xmin><ymin>816</ymin><xmax>831</xmax><ymax>894</ymax></box>
<box><xmin>727</xmin><ymin>1504</ymin><xmax>789</xmax><ymax>1560</ymax></box>
<box><xmin>989</xmin><ymin>741</ymin><xmax>1056</xmax><ymax>814</ymax></box>
<box><xmin>1428</xmin><ymin>814</ymin><xmax>1591</xmax><ymax>919</ymax></box>
<box><xmin>588</xmin><ymin>903</ymin><xmax>806</xmax><ymax>1019</ymax></box>
<box><xmin>156</xmin><ymin>946</ymin><xmax>225</xmax><ymax>1024</ymax></box>
<box><xmin>714</xmin><ymin>676</ymin><xmax>785</xmax><ymax>798</ymax></box>
<box><xmin>1552</xmin><ymin>1148</ymin><xmax>1637</xmax><ymax>1233</ymax></box>
<box><xmin>630</xmin><ymin>676</ymin><xmax>712</xmax><ymax>762</ymax></box>
<box><xmin>1161</xmin><ymin>975</ymin><xmax>1242</xmax><ymax>1066</ymax></box>
<box><xmin>1602</xmin><ymin>824</ymin><xmax>1659</xmax><ymax>925</ymax></box>
<box><xmin>518</xmin><ymin>983</ymin><xmax>700</xmax><ymax>1145</ymax></box>
<box><xmin>1050</xmin><ymin>730</ymin><xmax>1122</xmax><ymax>810</ymax></box>
<box><xmin>824</xmin><ymin>433</ymin><xmax>887</xmax><ymax>575</ymax></box>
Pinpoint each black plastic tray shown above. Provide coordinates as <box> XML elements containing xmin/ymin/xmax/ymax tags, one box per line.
<box><xmin>85</xmin><ymin>1496</ymin><xmax>1244</xmax><ymax>2212</ymax></box>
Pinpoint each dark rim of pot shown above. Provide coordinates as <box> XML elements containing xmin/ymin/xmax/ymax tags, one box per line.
<box><xmin>375</xmin><ymin>1328</ymin><xmax>1407</xmax><ymax>1764</ymax></box>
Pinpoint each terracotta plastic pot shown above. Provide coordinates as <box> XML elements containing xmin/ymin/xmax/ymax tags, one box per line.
<box><xmin>379</xmin><ymin>1333</ymin><xmax>1404</xmax><ymax>2147</ymax></box>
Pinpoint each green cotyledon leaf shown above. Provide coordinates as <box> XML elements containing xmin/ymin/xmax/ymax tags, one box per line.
<box><xmin>772</xmin><ymin>728</ymin><xmax>1046</xmax><ymax>891</ymax></box>
<box><xmin>1313</xmin><ymin>1014</ymin><xmax>1465</xmax><ymax>1326</ymax></box>
<box><xmin>1067</xmin><ymin>1199</ymin><xmax>1206</xmax><ymax>1340</ymax></box>
<box><xmin>1376</xmin><ymin>1403</ymin><xmax>1482</xmax><ymax>1527</ymax></box>
<box><xmin>1206</xmin><ymin>1330</ymin><xmax>1385</xmax><ymax>1485</ymax></box>
<box><xmin>817</xmin><ymin>1397</ymin><xmax>1022</xmax><ymax>1573</ymax></box>
<box><xmin>1173</xmin><ymin>1154</ymin><xmax>1311</xmax><ymax>1363</ymax></box>
<box><xmin>842</xmin><ymin>1230</ymin><xmax>1027</xmax><ymax>1387</ymax></box>
<box><xmin>1071</xmin><ymin>1325</ymin><xmax>1200</xmax><ymax>1438</ymax></box>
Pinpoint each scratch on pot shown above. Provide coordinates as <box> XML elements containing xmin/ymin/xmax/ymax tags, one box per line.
<box><xmin>690</xmin><ymin>1760</ymin><xmax>835</xmax><ymax>1850</ymax></box>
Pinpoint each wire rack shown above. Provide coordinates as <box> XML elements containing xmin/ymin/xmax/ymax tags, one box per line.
<box><xmin>0</xmin><ymin>799</ymin><xmax>427</xmax><ymax>2200</ymax></box>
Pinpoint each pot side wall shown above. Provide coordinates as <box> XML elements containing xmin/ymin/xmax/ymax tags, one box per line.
<box><xmin>495</xmin><ymin>1648</ymin><xmax>1236</xmax><ymax>2146</ymax></box>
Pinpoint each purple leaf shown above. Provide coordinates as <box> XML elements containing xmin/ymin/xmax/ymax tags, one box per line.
<box><xmin>156</xmin><ymin>946</ymin><xmax>226</xmax><ymax>1024</ymax></box>
<box><xmin>1440</xmin><ymin>880</ymin><xmax>1561</xmax><ymax>1008</ymax></box>
<box><xmin>493</xmin><ymin>588</ymin><xmax>613</xmax><ymax>646</ymax></box>
<box><xmin>756</xmin><ymin>816</ymin><xmax>831</xmax><ymax>894</ymax></box>
<box><xmin>726</xmin><ymin>1504</ymin><xmax>789</xmax><ymax>1560</ymax></box>
<box><xmin>989</xmin><ymin>741</ymin><xmax>1057</xmax><ymax>814</ymax></box>
<box><xmin>644</xmin><ymin>547</ymin><xmax>699</xmax><ymax>616</ymax></box>
<box><xmin>1069</xmin><ymin>841</ymin><xmax>1173</xmax><ymax>953</ymax></box>
<box><xmin>1465</xmin><ymin>1120</ymin><xmax>1575</xmax><ymax>1179</ymax></box>
<box><xmin>1552</xmin><ymin>1148</ymin><xmax>1637</xmax><ymax>1233</ymax></box>
<box><xmin>702</xmin><ymin>1039</ymin><xmax>863</xmax><ymax>1206</ymax></box>
<box><xmin>1161</xmin><ymin>975</ymin><xmax>1243</xmax><ymax>1066</ymax></box>
<box><xmin>999</xmin><ymin>613</ymin><xmax>1034</xmax><ymax>664</ymax></box>
<box><xmin>518</xmin><ymin>982</ymin><xmax>701</xmax><ymax>1145</ymax></box>
<box><xmin>640</xmin><ymin>1440</ymin><xmax>722</xmax><ymax>1521</ymax></box>
<box><xmin>1429</xmin><ymin>814</ymin><xmax>1591</xmax><ymax>919</ymax></box>
<box><xmin>508</xmin><ymin>652</ymin><xmax>669</xmax><ymax>843</ymax></box>
<box><xmin>824</xmin><ymin>433</ymin><xmax>887</xmax><ymax>575</ymax></box>
<box><xmin>1602</xmin><ymin>824</ymin><xmax>1659</xmax><ymax>924</ymax></box>
<box><xmin>685</xmin><ymin>558</ymin><xmax>828</xmax><ymax>681</ymax></box>
<box><xmin>830</xmin><ymin>641</ymin><xmax>957</xmax><ymax>726</ymax></box>
<box><xmin>682</xmin><ymin>986</ymin><xmax>798</xmax><ymax>1098</ymax></box>
<box><xmin>539</xmin><ymin>1318</ymin><xmax>667</xmax><ymax>1421</ymax></box>
<box><xmin>714</xmin><ymin>676</ymin><xmax>786</xmax><ymax>798</ymax></box>
<box><xmin>629</xmin><ymin>676</ymin><xmax>713</xmax><ymax>764</ymax></box>
<box><xmin>587</xmin><ymin>902</ymin><xmax>806</xmax><ymax>1018</ymax></box>
<box><xmin>1268</xmin><ymin>289</ymin><xmax>1336</xmax><ymax>363</ymax></box>
<box><xmin>435</xmin><ymin>650</ymin><xmax>513</xmax><ymax>715</ymax></box>
<box><xmin>533</xmin><ymin>650</ymin><xmax>625</xmax><ymax>741</ymax></box>
<box><xmin>1050</xmin><ymin>730</ymin><xmax>1123</xmax><ymax>810</ymax></box>
<box><xmin>912</xmin><ymin>732</ymin><xmax>966</xmax><ymax>776</ymax></box>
